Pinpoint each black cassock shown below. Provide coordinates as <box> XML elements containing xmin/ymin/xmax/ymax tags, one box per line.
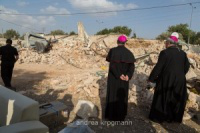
<box><xmin>105</xmin><ymin>46</ymin><xmax>135</xmax><ymax>121</ymax></box>
<box><xmin>149</xmin><ymin>46</ymin><xmax>190</xmax><ymax>123</ymax></box>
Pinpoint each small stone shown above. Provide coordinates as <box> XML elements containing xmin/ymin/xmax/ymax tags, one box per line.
<box><xmin>74</xmin><ymin>100</ymin><xmax>98</xmax><ymax>119</ymax></box>
<box><xmin>183</xmin><ymin>112</ymin><xmax>195</xmax><ymax>120</ymax></box>
<box><xmin>149</xmin><ymin>54</ymin><xmax>158</xmax><ymax>65</ymax></box>
<box><xmin>188</xmin><ymin>58</ymin><xmax>196</xmax><ymax>68</ymax></box>
<box><xmin>186</xmin><ymin>69</ymin><xmax>197</xmax><ymax>80</ymax></box>
<box><xmin>188</xmin><ymin>92</ymin><xmax>200</xmax><ymax>106</ymax></box>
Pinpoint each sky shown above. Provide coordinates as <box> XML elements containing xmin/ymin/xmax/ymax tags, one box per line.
<box><xmin>0</xmin><ymin>0</ymin><xmax>200</xmax><ymax>39</ymax></box>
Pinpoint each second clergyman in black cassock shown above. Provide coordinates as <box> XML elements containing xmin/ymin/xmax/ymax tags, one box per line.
<box><xmin>148</xmin><ymin>34</ymin><xmax>190</xmax><ymax>123</ymax></box>
<box><xmin>105</xmin><ymin>35</ymin><xmax>136</xmax><ymax>121</ymax></box>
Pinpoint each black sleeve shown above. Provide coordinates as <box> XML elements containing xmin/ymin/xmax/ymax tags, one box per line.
<box><xmin>126</xmin><ymin>63</ymin><xmax>135</xmax><ymax>80</ymax></box>
<box><xmin>149</xmin><ymin>51</ymin><xmax>166</xmax><ymax>82</ymax></box>
<box><xmin>110</xmin><ymin>62</ymin><xmax>121</xmax><ymax>79</ymax></box>
<box><xmin>14</xmin><ymin>48</ymin><xmax>19</xmax><ymax>56</ymax></box>
<box><xmin>106</xmin><ymin>49</ymin><xmax>112</xmax><ymax>62</ymax></box>
<box><xmin>184</xmin><ymin>53</ymin><xmax>190</xmax><ymax>74</ymax></box>
<box><xmin>0</xmin><ymin>47</ymin><xmax>2</xmax><ymax>55</ymax></box>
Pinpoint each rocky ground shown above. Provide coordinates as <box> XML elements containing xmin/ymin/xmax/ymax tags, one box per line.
<box><xmin>1</xmin><ymin>63</ymin><xmax>199</xmax><ymax>133</ymax></box>
<box><xmin>0</xmin><ymin>35</ymin><xmax>200</xmax><ymax>133</ymax></box>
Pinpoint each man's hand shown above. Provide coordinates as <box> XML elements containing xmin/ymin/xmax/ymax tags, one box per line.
<box><xmin>15</xmin><ymin>55</ymin><xmax>19</xmax><ymax>63</ymax></box>
<box><xmin>125</xmin><ymin>75</ymin><xmax>129</xmax><ymax>81</ymax></box>
<box><xmin>120</xmin><ymin>75</ymin><xmax>129</xmax><ymax>81</ymax></box>
<box><xmin>120</xmin><ymin>74</ymin><xmax>126</xmax><ymax>80</ymax></box>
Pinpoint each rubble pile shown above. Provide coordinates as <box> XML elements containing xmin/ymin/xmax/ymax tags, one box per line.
<box><xmin>16</xmin><ymin>25</ymin><xmax>200</xmax><ymax>120</ymax></box>
<box><xmin>188</xmin><ymin>52</ymin><xmax>200</xmax><ymax>70</ymax></box>
<box><xmin>19</xmin><ymin>35</ymin><xmax>200</xmax><ymax>108</ymax></box>
<box><xmin>18</xmin><ymin>40</ymin><xmax>107</xmax><ymax>69</ymax></box>
<box><xmin>18</xmin><ymin>36</ymin><xmax>160</xmax><ymax>68</ymax></box>
<box><xmin>45</xmin><ymin>72</ymin><xmax>106</xmax><ymax>98</ymax></box>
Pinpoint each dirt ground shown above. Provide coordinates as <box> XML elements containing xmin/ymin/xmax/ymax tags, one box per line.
<box><xmin>1</xmin><ymin>63</ymin><xmax>200</xmax><ymax>133</ymax></box>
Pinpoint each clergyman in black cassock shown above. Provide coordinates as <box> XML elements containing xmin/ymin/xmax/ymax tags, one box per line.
<box><xmin>148</xmin><ymin>35</ymin><xmax>190</xmax><ymax>123</ymax></box>
<box><xmin>105</xmin><ymin>35</ymin><xmax>136</xmax><ymax>121</ymax></box>
<box><xmin>0</xmin><ymin>39</ymin><xmax>19</xmax><ymax>91</ymax></box>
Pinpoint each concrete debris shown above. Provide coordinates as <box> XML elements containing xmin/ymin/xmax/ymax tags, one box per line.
<box><xmin>77</xmin><ymin>22</ymin><xmax>89</xmax><ymax>44</ymax></box>
<box><xmin>148</xmin><ymin>54</ymin><xmax>158</xmax><ymax>65</ymax></box>
<box><xmin>189</xmin><ymin>58</ymin><xmax>197</xmax><ymax>68</ymax></box>
<box><xmin>74</xmin><ymin>100</ymin><xmax>98</xmax><ymax>119</ymax></box>
<box><xmin>188</xmin><ymin>92</ymin><xmax>198</xmax><ymax>104</ymax></box>
<box><xmin>188</xmin><ymin>52</ymin><xmax>200</xmax><ymax>70</ymax></box>
<box><xmin>7</xmin><ymin>33</ymin><xmax>200</xmax><ymax>119</ymax></box>
<box><xmin>186</xmin><ymin>68</ymin><xmax>197</xmax><ymax>80</ymax></box>
<box><xmin>189</xmin><ymin>45</ymin><xmax>200</xmax><ymax>54</ymax></box>
<box><xmin>185</xmin><ymin>91</ymin><xmax>200</xmax><ymax>112</ymax></box>
<box><xmin>183</xmin><ymin>112</ymin><xmax>195</xmax><ymax>120</ymax></box>
<box><xmin>145</xmin><ymin>89</ymin><xmax>154</xmax><ymax>101</ymax></box>
<box><xmin>22</xmin><ymin>32</ymin><xmax>51</xmax><ymax>53</ymax></box>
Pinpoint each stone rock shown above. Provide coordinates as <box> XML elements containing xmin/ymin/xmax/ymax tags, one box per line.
<box><xmin>130</xmin><ymin>84</ymin><xmax>143</xmax><ymax>92</ymax></box>
<box><xmin>54</xmin><ymin>84</ymin><xmax>68</xmax><ymax>90</ymax></box>
<box><xmin>129</xmin><ymin>96</ymin><xmax>137</xmax><ymax>104</ymax></box>
<box><xmin>187</xmin><ymin>92</ymin><xmax>200</xmax><ymax>111</ymax></box>
<box><xmin>74</xmin><ymin>100</ymin><xmax>98</xmax><ymax>119</ymax></box>
<box><xmin>188</xmin><ymin>92</ymin><xmax>200</xmax><ymax>104</ymax></box>
<box><xmin>50</xmin><ymin>79</ymin><xmax>61</xmax><ymax>86</ymax></box>
<box><xmin>145</xmin><ymin>90</ymin><xmax>154</xmax><ymax>101</ymax></box>
<box><xmin>77</xmin><ymin>22</ymin><xmax>89</xmax><ymax>44</ymax></box>
<box><xmin>183</xmin><ymin>112</ymin><xmax>195</xmax><ymax>120</ymax></box>
<box><xmin>189</xmin><ymin>58</ymin><xmax>196</xmax><ymax>68</ymax></box>
<box><xmin>186</xmin><ymin>69</ymin><xmax>197</xmax><ymax>80</ymax></box>
<box><xmin>149</xmin><ymin>54</ymin><xmax>158</xmax><ymax>65</ymax></box>
<box><xmin>83</xmin><ymin>76</ymin><xmax>95</xmax><ymax>85</ymax></box>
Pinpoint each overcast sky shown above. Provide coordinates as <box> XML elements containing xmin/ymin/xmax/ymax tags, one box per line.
<box><xmin>0</xmin><ymin>0</ymin><xmax>200</xmax><ymax>39</ymax></box>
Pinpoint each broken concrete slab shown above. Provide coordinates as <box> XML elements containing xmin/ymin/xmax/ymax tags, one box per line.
<box><xmin>77</xmin><ymin>22</ymin><xmax>89</xmax><ymax>44</ymax></box>
<box><xmin>183</xmin><ymin>112</ymin><xmax>195</xmax><ymax>120</ymax></box>
<box><xmin>74</xmin><ymin>100</ymin><xmax>98</xmax><ymax>119</ymax></box>
<box><xmin>186</xmin><ymin>69</ymin><xmax>197</xmax><ymax>80</ymax></box>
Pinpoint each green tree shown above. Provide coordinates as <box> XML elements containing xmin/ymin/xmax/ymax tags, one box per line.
<box><xmin>189</xmin><ymin>31</ymin><xmax>197</xmax><ymax>44</ymax></box>
<box><xmin>131</xmin><ymin>33</ymin><xmax>137</xmax><ymax>38</ymax></box>
<box><xmin>168</xmin><ymin>23</ymin><xmax>197</xmax><ymax>44</ymax></box>
<box><xmin>69</xmin><ymin>31</ymin><xmax>76</xmax><ymax>35</ymax></box>
<box><xmin>156</xmin><ymin>32</ymin><xmax>184</xmax><ymax>41</ymax></box>
<box><xmin>96</xmin><ymin>28</ymin><xmax>110</xmax><ymax>35</ymax></box>
<box><xmin>112</xmin><ymin>26</ymin><xmax>132</xmax><ymax>36</ymax></box>
<box><xmin>167</xmin><ymin>24</ymin><xmax>191</xmax><ymax>42</ymax></box>
<box><xmin>96</xmin><ymin>26</ymin><xmax>132</xmax><ymax>36</ymax></box>
<box><xmin>50</xmin><ymin>30</ymin><xmax>65</xmax><ymax>35</ymax></box>
<box><xmin>4</xmin><ymin>29</ymin><xmax>20</xmax><ymax>39</ymax></box>
<box><xmin>156</xmin><ymin>32</ymin><xmax>171</xmax><ymax>40</ymax></box>
<box><xmin>194</xmin><ymin>32</ymin><xmax>200</xmax><ymax>44</ymax></box>
<box><xmin>156</xmin><ymin>23</ymin><xmax>197</xmax><ymax>44</ymax></box>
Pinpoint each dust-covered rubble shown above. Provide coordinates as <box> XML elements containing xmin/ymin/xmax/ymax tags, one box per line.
<box><xmin>16</xmin><ymin>34</ymin><xmax>200</xmax><ymax>120</ymax></box>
